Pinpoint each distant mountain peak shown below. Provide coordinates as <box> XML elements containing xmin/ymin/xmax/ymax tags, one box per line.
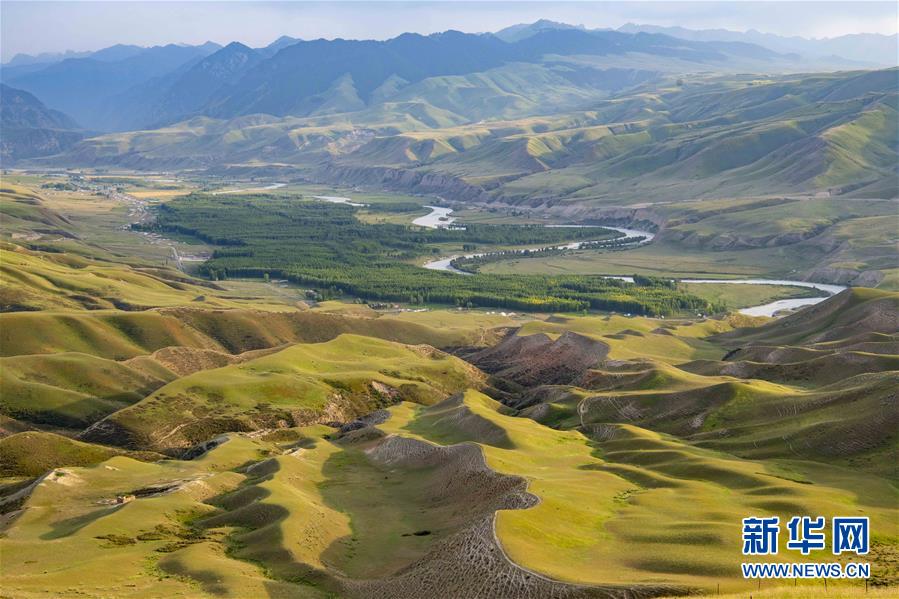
<box><xmin>494</xmin><ymin>19</ymin><xmax>584</xmax><ymax>42</ymax></box>
<box><xmin>534</xmin><ymin>19</ymin><xmax>582</xmax><ymax>29</ymax></box>
<box><xmin>259</xmin><ymin>35</ymin><xmax>301</xmax><ymax>58</ymax></box>
<box><xmin>221</xmin><ymin>41</ymin><xmax>254</xmax><ymax>53</ymax></box>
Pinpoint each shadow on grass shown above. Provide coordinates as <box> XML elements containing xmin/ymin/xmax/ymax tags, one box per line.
<box><xmin>194</xmin><ymin>458</ymin><xmax>336</xmax><ymax>597</ymax></box>
<box><xmin>40</xmin><ymin>503</ymin><xmax>124</xmax><ymax>540</ymax></box>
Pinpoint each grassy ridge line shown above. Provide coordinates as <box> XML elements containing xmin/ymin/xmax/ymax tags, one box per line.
<box><xmin>81</xmin><ymin>334</ymin><xmax>485</xmax><ymax>452</ymax></box>
<box><xmin>0</xmin><ymin>306</ymin><xmax>509</xmax><ymax>358</ymax></box>
<box><xmin>378</xmin><ymin>391</ymin><xmax>899</xmax><ymax>591</ymax></box>
<box><xmin>516</xmin><ymin>313</ymin><xmax>734</xmax><ymax>364</ymax></box>
<box><xmin>715</xmin><ymin>287</ymin><xmax>897</xmax><ymax>346</ymax></box>
<box><xmin>2</xmin><ymin>398</ymin><xmax>896</xmax><ymax>597</ymax></box>
<box><xmin>1</xmin><ymin>351</ymin><xmax>177</xmax><ymax>429</ymax></box>
<box><xmin>507</xmin><ymin>290</ymin><xmax>898</xmax><ymax>477</ymax></box>
<box><xmin>0</xmin><ymin>244</ymin><xmax>232</xmax><ymax>312</ymax></box>
<box><xmin>0</xmin><ymin>431</ymin><xmax>163</xmax><ymax>478</ymax></box>
<box><xmin>0</xmin><ymin>308</ymin><xmax>504</xmax><ymax>432</ymax></box>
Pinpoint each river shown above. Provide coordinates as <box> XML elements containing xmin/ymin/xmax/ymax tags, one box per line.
<box><xmin>414</xmin><ymin>206</ymin><xmax>846</xmax><ymax>317</ymax></box>
<box><xmin>413</xmin><ymin>205</ymin><xmax>456</xmax><ymax>228</ymax></box>
<box><xmin>212</xmin><ymin>183</ymin><xmax>286</xmax><ymax>195</ymax></box>
<box><xmin>313</xmin><ymin>195</ymin><xmax>367</xmax><ymax>207</ymax></box>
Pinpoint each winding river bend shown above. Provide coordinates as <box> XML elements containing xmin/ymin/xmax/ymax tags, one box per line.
<box><xmin>212</xmin><ymin>182</ymin><xmax>286</xmax><ymax>195</ymax></box>
<box><xmin>415</xmin><ymin>206</ymin><xmax>846</xmax><ymax>317</ymax></box>
<box><xmin>413</xmin><ymin>205</ymin><xmax>456</xmax><ymax>228</ymax></box>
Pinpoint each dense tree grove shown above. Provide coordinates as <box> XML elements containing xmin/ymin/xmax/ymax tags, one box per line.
<box><xmin>139</xmin><ymin>194</ymin><xmax>720</xmax><ymax>315</ymax></box>
<box><xmin>450</xmin><ymin>236</ymin><xmax>649</xmax><ymax>273</ymax></box>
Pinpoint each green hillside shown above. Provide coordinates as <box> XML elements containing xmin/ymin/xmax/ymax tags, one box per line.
<box><xmin>498</xmin><ymin>289</ymin><xmax>899</xmax><ymax>478</ymax></box>
<box><xmin>3</xmin><ymin>388</ymin><xmax>895</xmax><ymax>597</ymax></box>
<box><xmin>82</xmin><ymin>334</ymin><xmax>484</xmax><ymax>452</ymax></box>
<box><xmin>0</xmin><ymin>431</ymin><xmax>161</xmax><ymax>478</ymax></box>
<box><xmin>49</xmin><ymin>69</ymin><xmax>899</xmax><ymax>203</ymax></box>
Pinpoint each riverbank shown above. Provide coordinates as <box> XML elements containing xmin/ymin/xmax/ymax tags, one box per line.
<box><xmin>414</xmin><ymin>206</ymin><xmax>846</xmax><ymax>317</ymax></box>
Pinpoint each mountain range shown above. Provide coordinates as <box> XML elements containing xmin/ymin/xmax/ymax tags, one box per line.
<box><xmin>496</xmin><ymin>20</ymin><xmax>897</xmax><ymax>67</ymax></box>
<box><xmin>2</xmin><ymin>22</ymin><xmax>897</xmax><ymax>204</ymax></box>
<box><xmin>1</xmin><ymin>42</ymin><xmax>222</xmax><ymax>130</ymax></box>
<box><xmin>0</xmin><ymin>25</ymin><xmax>863</xmax><ymax>134</ymax></box>
<box><xmin>2</xmin><ymin>43</ymin><xmax>146</xmax><ymax>67</ymax></box>
<box><xmin>616</xmin><ymin>22</ymin><xmax>898</xmax><ymax>66</ymax></box>
<box><xmin>46</xmin><ymin>67</ymin><xmax>898</xmax><ymax>203</ymax></box>
<box><xmin>0</xmin><ymin>84</ymin><xmax>83</xmax><ymax>162</ymax></box>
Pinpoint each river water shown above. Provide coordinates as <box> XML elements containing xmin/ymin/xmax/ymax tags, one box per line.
<box><xmin>413</xmin><ymin>206</ymin><xmax>456</xmax><ymax>228</ymax></box>
<box><xmin>414</xmin><ymin>206</ymin><xmax>846</xmax><ymax>317</ymax></box>
<box><xmin>212</xmin><ymin>183</ymin><xmax>286</xmax><ymax>195</ymax></box>
<box><xmin>313</xmin><ymin>195</ymin><xmax>367</xmax><ymax>207</ymax></box>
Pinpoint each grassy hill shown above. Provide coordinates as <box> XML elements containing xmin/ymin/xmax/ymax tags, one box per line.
<box><xmin>5</xmin><ymin>390</ymin><xmax>895</xmax><ymax>597</ymax></box>
<box><xmin>384</xmin><ymin>391</ymin><xmax>899</xmax><ymax>590</ymax></box>
<box><xmin>0</xmin><ymin>244</ymin><xmax>234</xmax><ymax>311</ymax></box>
<box><xmin>0</xmin><ymin>306</ymin><xmax>512</xmax><ymax>433</ymax></box>
<box><xmin>1</xmin><ymin>289</ymin><xmax>896</xmax><ymax>596</ymax></box>
<box><xmin>81</xmin><ymin>334</ymin><xmax>484</xmax><ymax>452</ymax></box>
<box><xmin>715</xmin><ymin>287</ymin><xmax>898</xmax><ymax>345</ymax></box>
<box><xmin>0</xmin><ymin>431</ymin><xmax>161</xmax><ymax>478</ymax></box>
<box><xmin>500</xmin><ymin>290</ymin><xmax>899</xmax><ymax>478</ymax></box>
<box><xmin>48</xmin><ymin>69</ymin><xmax>898</xmax><ymax>205</ymax></box>
<box><xmin>409</xmin><ymin>69</ymin><xmax>898</xmax><ymax>201</ymax></box>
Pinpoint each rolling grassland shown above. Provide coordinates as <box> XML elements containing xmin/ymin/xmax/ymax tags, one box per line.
<box><xmin>0</xmin><ymin>175</ymin><xmax>895</xmax><ymax>597</ymax></box>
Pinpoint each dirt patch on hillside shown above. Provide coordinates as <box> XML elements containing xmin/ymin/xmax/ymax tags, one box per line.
<box><xmin>339</xmin><ymin>434</ymin><xmax>681</xmax><ymax>598</ymax></box>
<box><xmin>343</xmin><ymin>515</ymin><xmax>677</xmax><ymax>599</ymax></box>
<box><xmin>465</xmin><ymin>331</ymin><xmax>609</xmax><ymax>387</ymax></box>
<box><xmin>408</xmin><ymin>393</ymin><xmax>515</xmax><ymax>449</ymax></box>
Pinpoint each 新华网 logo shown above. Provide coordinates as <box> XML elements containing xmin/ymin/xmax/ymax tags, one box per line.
<box><xmin>741</xmin><ymin>516</ymin><xmax>870</xmax><ymax>579</ymax></box>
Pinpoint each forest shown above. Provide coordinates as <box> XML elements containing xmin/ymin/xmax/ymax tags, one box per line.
<box><xmin>449</xmin><ymin>236</ymin><xmax>650</xmax><ymax>273</ymax></box>
<box><xmin>140</xmin><ymin>194</ymin><xmax>720</xmax><ymax>315</ymax></box>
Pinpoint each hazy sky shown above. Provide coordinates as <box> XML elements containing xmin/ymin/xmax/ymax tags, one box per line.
<box><xmin>2</xmin><ymin>1</ymin><xmax>897</xmax><ymax>59</ymax></box>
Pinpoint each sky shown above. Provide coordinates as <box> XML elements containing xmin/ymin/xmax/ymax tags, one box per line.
<box><xmin>2</xmin><ymin>1</ymin><xmax>897</xmax><ymax>60</ymax></box>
